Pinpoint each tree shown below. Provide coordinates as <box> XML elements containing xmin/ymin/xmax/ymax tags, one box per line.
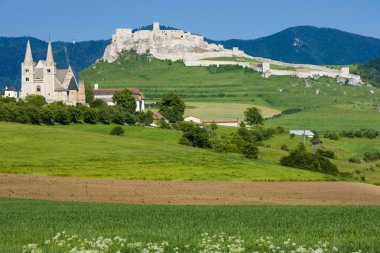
<box><xmin>244</xmin><ymin>107</ymin><xmax>264</xmax><ymax>126</ymax></box>
<box><xmin>85</xmin><ymin>83</ymin><xmax>94</xmax><ymax>104</ymax></box>
<box><xmin>159</xmin><ymin>92</ymin><xmax>185</xmax><ymax>123</ymax></box>
<box><xmin>90</xmin><ymin>99</ymin><xmax>106</xmax><ymax>108</ymax></box>
<box><xmin>25</xmin><ymin>94</ymin><xmax>46</xmax><ymax>107</ymax></box>
<box><xmin>241</xmin><ymin>142</ymin><xmax>258</xmax><ymax>159</ymax></box>
<box><xmin>179</xmin><ymin>122</ymin><xmax>211</xmax><ymax>148</ymax></box>
<box><xmin>113</xmin><ymin>89</ymin><xmax>136</xmax><ymax>113</ymax></box>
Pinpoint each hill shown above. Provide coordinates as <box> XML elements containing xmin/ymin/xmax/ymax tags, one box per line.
<box><xmin>80</xmin><ymin>50</ymin><xmax>380</xmax><ymax>131</ymax></box>
<box><xmin>0</xmin><ymin>37</ymin><xmax>110</xmax><ymax>90</ymax></box>
<box><xmin>209</xmin><ymin>26</ymin><xmax>380</xmax><ymax>65</ymax></box>
<box><xmin>0</xmin><ymin>122</ymin><xmax>331</xmax><ymax>181</ymax></box>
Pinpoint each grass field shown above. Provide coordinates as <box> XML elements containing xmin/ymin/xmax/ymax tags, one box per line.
<box><xmin>0</xmin><ymin>122</ymin><xmax>332</xmax><ymax>181</ymax></box>
<box><xmin>184</xmin><ymin>102</ymin><xmax>280</xmax><ymax>121</ymax></box>
<box><xmin>79</xmin><ymin>51</ymin><xmax>380</xmax><ymax>131</ymax></box>
<box><xmin>1</xmin><ymin>198</ymin><xmax>379</xmax><ymax>252</ymax></box>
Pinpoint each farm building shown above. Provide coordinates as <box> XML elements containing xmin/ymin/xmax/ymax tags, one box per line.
<box><xmin>93</xmin><ymin>84</ymin><xmax>145</xmax><ymax>111</ymax></box>
<box><xmin>289</xmin><ymin>130</ymin><xmax>315</xmax><ymax>138</ymax></box>
<box><xmin>184</xmin><ymin>116</ymin><xmax>202</xmax><ymax>124</ymax></box>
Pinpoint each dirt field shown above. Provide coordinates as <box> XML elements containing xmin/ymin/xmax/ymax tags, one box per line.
<box><xmin>1</xmin><ymin>173</ymin><xmax>380</xmax><ymax>205</ymax></box>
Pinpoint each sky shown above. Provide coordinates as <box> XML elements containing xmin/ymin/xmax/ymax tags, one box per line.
<box><xmin>1</xmin><ymin>0</ymin><xmax>380</xmax><ymax>42</ymax></box>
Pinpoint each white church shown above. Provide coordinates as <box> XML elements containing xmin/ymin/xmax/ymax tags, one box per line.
<box><xmin>20</xmin><ymin>40</ymin><xmax>85</xmax><ymax>104</ymax></box>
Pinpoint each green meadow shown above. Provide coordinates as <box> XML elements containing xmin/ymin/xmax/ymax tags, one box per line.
<box><xmin>1</xmin><ymin>198</ymin><xmax>379</xmax><ymax>252</ymax></box>
<box><xmin>0</xmin><ymin>122</ymin><xmax>332</xmax><ymax>181</ymax></box>
<box><xmin>1</xmin><ymin>122</ymin><xmax>380</xmax><ymax>184</ymax></box>
<box><xmin>79</xmin><ymin>51</ymin><xmax>380</xmax><ymax>131</ymax></box>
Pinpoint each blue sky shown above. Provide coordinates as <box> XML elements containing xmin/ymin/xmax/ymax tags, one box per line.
<box><xmin>1</xmin><ymin>0</ymin><xmax>379</xmax><ymax>42</ymax></box>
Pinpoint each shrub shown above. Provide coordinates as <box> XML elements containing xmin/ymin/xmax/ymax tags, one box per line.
<box><xmin>280</xmin><ymin>144</ymin><xmax>289</xmax><ymax>151</ymax></box>
<box><xmin>53</xmin><ymin>107</ymin><xmax>71</xmax><ymax>125</ymax></box>
<box><xmin>179</xmin><ymin>123</ymin><xmax>211</xmax><ymax>148</ymax></box>
<box><xmin>349</xmin><ymin>157</ymin><xmax>361</xmax><ymax>164</ymax></box>
<box><xmin>83</xmin><ymin>108</ymin><xmax>97</xmax><ymax>124</ymax></box>
<box><xmin>241</xmin><ymin>142</ymin><xmax>258</xmax><ymax>159</ymax></box>
<box><xmin>363</xmin><ymin>152</ymin><xmax>380</xmax><ymax>162</ymax></box>
<box><xmin>316</xmin><ymin>149</ymin><xmax>336</xmax><ymax>159</ymax></box>
<box><xmin>110</xmin><ymin>126</ymin><xmax>125</xmax><ymax>136</ymax></box>
<box><xmin>280</xmin><ymin>149</ymin><xmax>338</xmax><ymax>175</ymax></box>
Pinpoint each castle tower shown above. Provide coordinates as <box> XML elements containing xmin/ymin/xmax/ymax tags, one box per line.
<box><xmin>153</xmin><ymin>22</ymin><xmax>160</xmax><ymax>33</ymax></box>
<box><xmin>21</xmin><ymin>40</ymin><xmax>35</xmax><ymax>98</ymax></box>
<box><xmin>44</xmin><ymin>41</ymin><xmax>57</xmax><ymax>100</ymax></box>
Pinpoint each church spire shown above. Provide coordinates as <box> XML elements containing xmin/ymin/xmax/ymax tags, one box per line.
<box><xmin>23</xmin><ymin>40</ymin><xmax>34</xmax><ymax>65</ymax></box>
<box><xmin>46</xmin><ymin>41</ymin><xmax>54</xmax><ymax>65</ymax></box>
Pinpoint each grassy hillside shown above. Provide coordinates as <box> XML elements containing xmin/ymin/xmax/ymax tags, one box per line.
<box><xmin>0</xmin><ymin>122</ymin><xmax>332</xmax><ymax>181</ymax></box>
<box><xmin>80</xmin><ymin>51</ymin><xmax>380</xmax><ymax>131</ymax></box>
<box><xmin>1</xmin><ymin>198</ymin><xmax>379</xmax><ymax>252</ymax></box>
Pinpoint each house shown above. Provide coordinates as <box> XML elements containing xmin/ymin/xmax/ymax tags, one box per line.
<box><xmin>312</xmin><ymin>138</ymin><xmax>322</xmax><ymax>146</ymax></box>
<box><xmin>289</xmin><ymin>130</ymin><xmax>315</xmax><ymax>138</ymax></box>
<box><xmin>4</xmin><ymin>87</ymin><xmax>18</xmax><ymax>98</ymax></box>
<box><xmin>204</xmin><ymin>120</ymin><xmax>239</xmax><ymax>127</ymax></box>
<box><xmin>93</xmin><ymin>84</ymin><xmax>145</xmax><ymax>111</ymax></box>
<box><xmin>20</xmin><ymin>40</ymin><xmax>85</xmax><ymax>104</ymax></box>
<box><xmin>184</xmin><ymin>116</ymin><xmax>202</xmax><ymax>124</ymax></box>
<box><xmin>151</xmin><ymin>111</ymin><xmax>168</xmax><ymax>127</ymax></box>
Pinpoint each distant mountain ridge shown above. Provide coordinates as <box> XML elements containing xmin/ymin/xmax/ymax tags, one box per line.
<box><xmin>1</xmin><ymin>25</ymin><xmax>380</xmax><ymax>90</ymax></box>
<box><xmin>207</xmin><ymin>26</ymin><xmax>380</xmax><ymax>65</ymax></box>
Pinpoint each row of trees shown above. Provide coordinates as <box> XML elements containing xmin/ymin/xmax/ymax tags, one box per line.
<box><xmin>0</xmin><ymin>92</ymin><xmax>153</xmax><ymax>126</ymax></box>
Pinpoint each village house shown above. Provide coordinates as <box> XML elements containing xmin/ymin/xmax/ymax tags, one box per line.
<box><xmin>289</xmin><ymin>130</ymin><xmax>315</xmax><ymax>138</ymax></box>
<box><xmin>93</xmin><ymin>84</ymin><xmax>145</xmax><ymax>111</ymax></box>
<box><xmin>3</xmin><ymin>87</ymin><xmax>18</xmax><ymax>98</ymax></box>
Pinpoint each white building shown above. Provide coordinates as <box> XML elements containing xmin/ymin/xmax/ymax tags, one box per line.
<box><xmin>4</xmin><ymin>87</ymin><xmax>18</xmax><ymax>98</ymax></box>
<box><xmin>93</xmin><ymin>84</ymin><xmax>145</xmax><ymax>111</ymax></box>
<box><xmin>289</xmin><ymin>130</ymin><xmax>315</xmax><ymax>138</ymax></box>
<box><xmin>20</xmin><ymin>40</ymin><xmax>85</xmax><ymax>104</ymax></box>
<box><xmin>184</xmin><ymin>116</ymin><xmax>202</xmax><ymax>124</ymax></box>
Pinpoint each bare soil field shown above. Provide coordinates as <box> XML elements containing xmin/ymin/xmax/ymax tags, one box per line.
<box><xmin>1</xmin><ymin>173</ymin><xmax>380</xmax><ymax>205</ymax></box>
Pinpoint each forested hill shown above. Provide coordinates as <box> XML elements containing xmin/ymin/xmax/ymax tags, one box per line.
<box><xmin>208</xmin><ymin>26</ymin><xmax>380</xmax><ymax>65</ymax></box>
<box><xmin>0</xmin><ymin>37</ymin><xmax>110</xmax><ymax>90</ymax></box>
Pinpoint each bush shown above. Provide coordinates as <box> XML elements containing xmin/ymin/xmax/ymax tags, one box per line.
<box><xmin>110</xmin><ymin>126</ymin><xmax>125</xmax><ymax>136</ymax></box>
<box><xmin>348</xmin><ymin>157</ymin><xmax>361</xmax><ymax>164</ymax></box>
<box><xmin>316</xmin><ymin>149</ymin><xmax>336</xmax><ymax>159</ymax></box>
<box><xmin>179</xmin><ymin>123</ymin><xmax>211</xmax><ymax>148</ymax></box>
<box><xmin>280</xmin><ymin>149</ymin><xmax>338</xmax><ymax>175</ymax></box>
<box><xmin>83</xmin><ymin>108</ymin><xmax>97</xmax><ymax>124</ymax></box>
<box><xmin>280</xmin><ymin>144</ymin><xmax>289</xmax><ymax>151</ymax></box>
<box><xmin>363</xmin><ymin>152</ymin><xmax>380</xmax><ymax>162</ymax></box>
<box><xmin>53</xmin><ymin>107</ymin><xmax>71</xmax><ymax>125</ymax></box>
<box><xmin>241</xmin><ymin>142</ymin><xmax>258</xmax><ymax>159</ymax></box>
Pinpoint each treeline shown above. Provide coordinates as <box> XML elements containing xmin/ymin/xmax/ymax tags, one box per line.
<box><xmin>0</xmin><ymin>95</ymin><xmax>153</xmax><ymax>126</ymax></box>
<box><xmin>354</xmin><ymin>57</ymin><xmax>380</xmax><ymax>88</ymax></box>
<box><xmin>324</xmin><ymin>129</ymin><xmax>379</xmax><ymax>140</ymax></box>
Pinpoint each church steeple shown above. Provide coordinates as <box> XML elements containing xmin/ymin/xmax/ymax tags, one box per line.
<box><xmin>46</xmin><ymin>41</ymin><xmax>54</xmax><ymax>65</ymax></box>
<box><xmin>23</xmin><ymin>40</ymin><xmax>34</xmax><ymax>65</ymax></box>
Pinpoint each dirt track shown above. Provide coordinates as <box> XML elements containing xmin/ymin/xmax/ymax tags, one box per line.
<box><xmin>1</xmin><ymin>173</ymin><xmax>380</xmax><ymax>205</ymax></box>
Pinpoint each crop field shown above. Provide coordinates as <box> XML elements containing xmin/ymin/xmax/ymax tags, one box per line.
<box><xmin>184</xmin><ymin>102</ymin><xmax>280</xmax><ymax>121</ymax></box>
<box><xmin>79</xmin><ymin>51</ymin><xmax>380</xmax><ymax>131</ymax></box>
<box><xmin>1</xmin><ymin>198</ymin><xmax>379</xmax><ymax>252</ymax></box>
<box><xmin>0</xmin><ymin>122</ymin><xmax>332</xmax><ymax>181</ymax></box>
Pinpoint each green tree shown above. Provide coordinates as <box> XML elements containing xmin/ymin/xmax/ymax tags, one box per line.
<box><xmin>159</xmin><ymin>92</ymin><xmax>185</xmax><ymax>123</ymax></box>
<box><xmin>25</xmin><ymin>94</ymin><xmax>46</xmax><ymax>107</ymax></box>
<box><xmin>113</xmin><ymin>89</ymin><xmax>136</xmax><ymax>113</ymax></box>
<box><xmin>85</xmin><ymin>83</ymin><xmax>94</xmax><ymax>104</ymax></box>
<box><xmin>90</xmin><ymin>99</ymin><xmax>106</xmax><ymax>108</ymax></box>
<box><xmin>244</xmin><ymin>107</ymin><xmax>264</xmax><ymax>126</ymax></box>
<box><xmin>241</xmin><ymin>142</ymin><xmax>259</xmax><ymax>159</ymax></box>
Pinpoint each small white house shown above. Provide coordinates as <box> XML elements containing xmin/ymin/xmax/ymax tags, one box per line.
<box><xmin>4</xmin><ymin>87</ymin><xmax>18</xmax><ymax>98</ymax></box>
<box><xmin>93</xmin><ymin>84</ymin><xmax>145</xmax><ymax>111</ymax></box>
<box><xmin>289</xmin><ymin>130</ymin><xmax>315</xmax><ymax>138</ymax></box>
<box><xmin>184</xmin><ymin>116</ymin><xmax>202</xmax><ymax>124</ymax></box>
